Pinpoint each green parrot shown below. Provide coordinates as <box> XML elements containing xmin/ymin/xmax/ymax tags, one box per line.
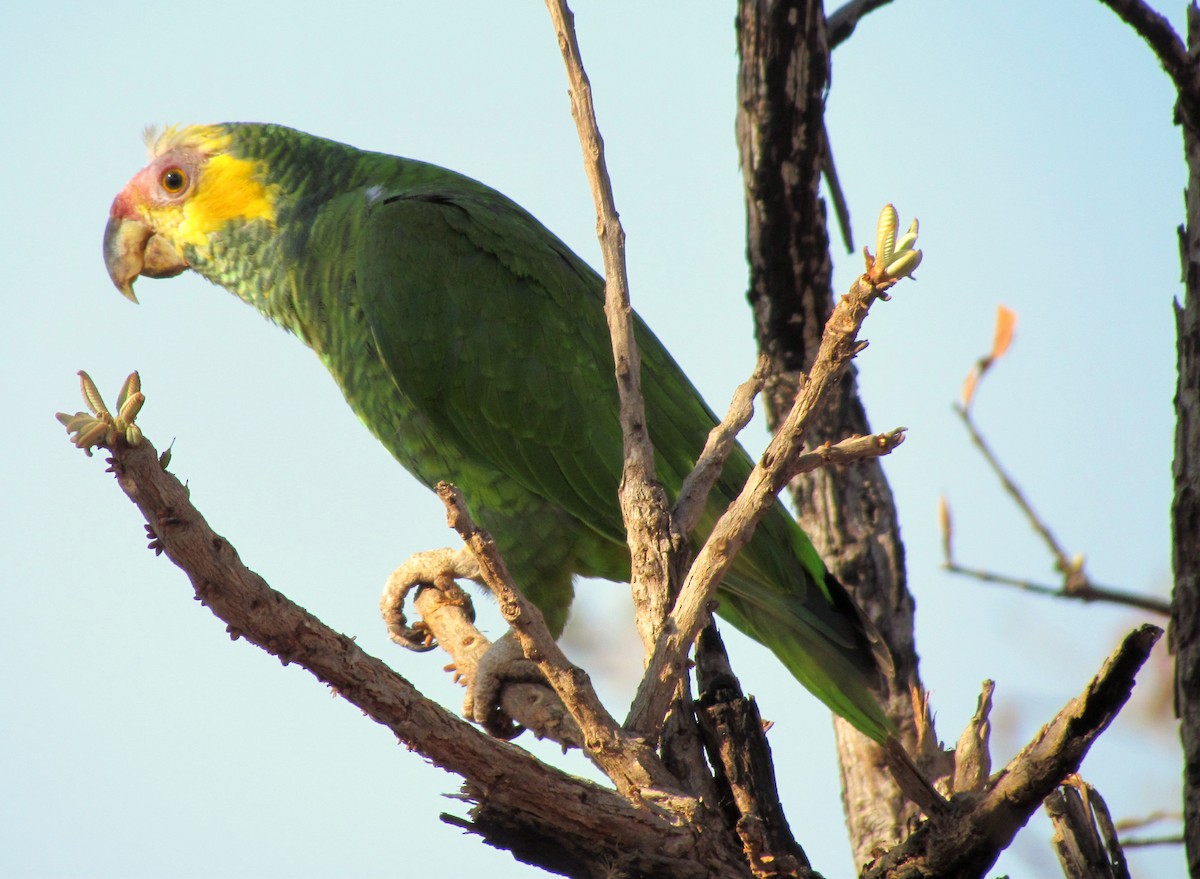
<box><xmin>103</xmin><ymin>123</ymin><xmax>893</xmax><ymax>741</ymax></box>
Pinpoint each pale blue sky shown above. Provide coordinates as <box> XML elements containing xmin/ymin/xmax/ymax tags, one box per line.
<box><xmin>1</xmin><ymin>2</ymin><xmax>1186</xmax><ymax>876</ymax></box>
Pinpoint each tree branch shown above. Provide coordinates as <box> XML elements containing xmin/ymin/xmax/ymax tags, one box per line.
<box><xmin>627</xmin><ymin>270</ymin><xmax>905</xmax><ymax>739</ymax></box>
<box><xmin>434</xmin><ymin>483</ymin><xmax>683</xmax><ymax>797</ymax></box>
<box><xmin>81</xmin><ymin>433</ymin><xmax>722</xmax><ymax>863</ymax></box>
<box><xmin>695</xmin><ymin>626</ymin><xmax>819</xmax><ymax>879</ymax></box>
<box><xmin>863</xmin><ymin>624</ymin><xmax>1162</xmax><ymax>878</ymax></box>
<box><xmin>1095</xmin><ymin>0</ymin><xmax>1193</xmax><ymax>96</ymax></box>
<box><xmin>735</xmin><ymin>1</ymin><xmax>940</xmax><ymax>862</ymax></box>
<box><xmin>61</xmin><ymin>427</ymin><xmax>767</xmax><ymax>878</ymax></box>
<box><xmin>1165</xmin><ymin>7</ymin><xmax>1200</xmax><ymax>874</ymax></box>
<box><xmin>674</xmin><ymin>355</ymin><xmax>771</xmax><ymax>536</ymax></box>
<box><xmin>1046</xmin><ymin>776</ymin><xmax>1132</xmax><ymax>879</ymax></box>
<box><xmin>942</xmin><ymin>561</ymin><xmax>1171</xmax><ymax>617</ymax></box>
<box><xmin>945</xmin><ymin>403</ymin><xmax>1171</xmax><ymax>616</ymax></box>
<box><xmin>827</xmin><ymin>0</ymin><xmax>895</xmax><ymax>48</ymax></box>
<box><xmin>543</xmin><ymin>0</ymin><xmax>682</xmax><ymax>659</ymax></box>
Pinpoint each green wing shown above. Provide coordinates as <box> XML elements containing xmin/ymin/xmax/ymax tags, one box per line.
<box><xmin>353</xmin><ymin>185</ymin><xmax>892</xmax><ymax>741</ymax></box>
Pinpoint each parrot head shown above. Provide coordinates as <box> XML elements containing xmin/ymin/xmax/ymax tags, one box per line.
<box><xmin>104</xmin><ymin>125</ymin><xmax>278</xmax><ymax>301</ymax></box>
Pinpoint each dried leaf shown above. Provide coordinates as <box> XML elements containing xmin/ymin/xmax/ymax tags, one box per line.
<box><xmin>961</xmin><ymin>367</ymin><xmax>980</xmax><ymax>409</ymax></box>
<box><xmin>938</xmin><ymin>495</ymin><xmax>953</xmax><ymax>564</ymax></box>
<box><xmin>991</xmin><ymin>305</ymin><xmax>1017</xmax><ymax>361</ymax></box>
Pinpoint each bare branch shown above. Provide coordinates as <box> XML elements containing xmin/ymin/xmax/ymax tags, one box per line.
<box><xmin>947</xmin><ymin>404</ymin><xmax>1170</xmax><ymax>616</ymax></box>
<box><xmin>77</xmin><ymin>431</ymin><xmax>730</xmax><ymax>874</ymax></box>
<box><xmin>675</xmin><ymin>354</ymin><xmax>905</xmax><ymax>538</ymax></box>
<box><xmin>1095</xmin><ymin>0</ymin><xmax>1193</xmax><ymax>95</ymax></box>
<box><xmin>543</xmin><ymin>0</ymin><xmax>682</xmax><ymax>658</ymax></box>
<box><xmin>1120</xmin><ymin>834</ymin><xmax>1186</xmax><ymax>848</ymax></box>
<box><xmin>954</xmin><ymin>402</ymin><xmax>1078</xmax><ymax>578</ymax></box>
<box><xmin>1046</xmin><ymin>777</ymin><xmax>1132</xmax><ymax>879</ymax></box>
<box><xmin>435</xmin><ymin>483</ymin><xmax>682</xmax><ymax>797</ymax></box>
<box><xmin>827</xmin><ymin>0</ymin><xmax>896</xmax><ymax>49</ymax></box>
<box><xmin>694</xmin><ymin>627</ymin><xmax>818</xmax><ymax>879</ymax></box>
<box><xmin>943</xmin><ymin>561</ymin><xmax>1171</xmax><ymax>616</ymax></box>
<box><xmin>627</xmin><ymin>271</ymin><xmax>903</xmax><ymax>738</ymax></box>
<box><xmin>821</xmin><ymin>122</ymin><xmax>854</xmax><ymax>253</ymax></box>
<box><xmin>674</xmin><ymin>355</ymin><xmax>771</xmax><ymax>535</ymax></box>
<box><xmin>1113</xmin><ymin>809</ymin><xmax>1183</xmax><ymax>833</ymax></box>
<box><xmin>863</xmin><ymin>625</ymin><xmax>1162</xmax><ymax>878</ymax></box>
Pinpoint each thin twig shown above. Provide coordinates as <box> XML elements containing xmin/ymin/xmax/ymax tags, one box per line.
<box><xmin>821</xmin><ymin>122</ymin><xmax>855</xmax><ymax>253</ymax></box>
<box><xmin>436</xmin><ymin>483</ymin><xmax>683</xmax><ymax>798</ymax></box>
<box><xmin>1113</xmin><ymin>809</ymin><xmax>1183</xmax><ymax>832</ymax></box>
<box><xmin>955</xmin><ymin>403</ymin><xmax>1078</xmax><ymax>580</ymax></box>
<box><xmin>827</xmin><ymin>0</ymin><xmax>896</xmax><ymax>48</ymax></box>
<box><xmin>948</xmin><ymin>403</ymin><xmax>1170</xmax><ymax>616</ymax></box>
<box><xmin>943</xmin><ymin>561</ymin><xmax>1170</xmax><ymax>617</ymax></box>
<box><xmin>543</xmin><ymin>0</ymin><xmax>681</xmax><ymax>660</ymax></box>
<box><xmin>674</xmin><ymin>354</ymin><xmax>770</xmax><ymax>535</ymax></box>
<box><xmin>626</xmin><ymin>272</ymin><xmax>900</xmax><ymax>738</ymax></box>
<box><xmin>1120</xmin><ymin>834</ymin><xmax>1186</xmax><ymax>848</ymax></box>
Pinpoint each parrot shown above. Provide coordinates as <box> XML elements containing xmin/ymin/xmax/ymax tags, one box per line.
<box><xmin>103</xmin><ymin>123</ymin><xmax>894</xmax><ymax>742</ymax></box>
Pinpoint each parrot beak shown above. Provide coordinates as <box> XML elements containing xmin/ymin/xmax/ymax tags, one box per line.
<box><xmin>103</xmin><ymin>213</ymin><xmax>189</xmax><ymax>303</ymax></box>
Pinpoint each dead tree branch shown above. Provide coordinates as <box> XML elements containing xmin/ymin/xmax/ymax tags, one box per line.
<box><xmin>435</xmin><ymin>483</ymin><xmax>681</xmax><ymax>797</ymax></box>
<box><xmin>1094</xmin><ymin>0</ymin><xmax>1193</xmax><ymax>94</ymax></box>
<box><xmin>1046</xmin><ymin>777</ymin><xmax>1132</xmax><ymax>879</ymax></box>
<box><xmin>827</xmin><ymin>0</ymin><xmax>895</xmax><ymax>48</ymax></box>
<box><xmin>626</xmin><ymin>269</ymin><xmax>908</xmax><ymax>740</ymax></box>
<box><xmin>863</xmin><ymin>625</ymin><xmax>1162</xmax><ymax>879</ymax></box>
<box><xmin>941</xmin><ymin>560</ymin><xmax>1171</xmax><ymax>617</ymax></box>
<box><xmin>695</xmin><ymin>626</ymin><xmax>818</xmax><ymax>879</ymax></box>
<box><xmin>735</xmin><ymin>0</ymin><xmax>942</xmax><ymax>863</ymax></box>
<box><xmin>411</xmin><ymin>578</ymin><xmax>585</xmax><ymax>749</ymax></box>
<box><xmin>944</xmin><ymin>312</ymin><xmax>1170</xmax><ymax>616</ymax></box>
<box><xmin>543</xmin><ymin>0</ymin><xmax>682</xmax><ymax>660</ymax></box>
<box><xmin>75</xmin><ymin>430</ymin><xmax>761</xmax><ymax>878</ymax></box>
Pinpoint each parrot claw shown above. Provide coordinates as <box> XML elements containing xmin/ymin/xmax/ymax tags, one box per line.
<box><xmin>380</xmin><ymin>547</ymin><xmax>481</xmax><ymax>652</ymax></box>
<box><xmin>467</xmin><ymin>632</ymin><xmax>546</xmax><ymax>740</ymax></box>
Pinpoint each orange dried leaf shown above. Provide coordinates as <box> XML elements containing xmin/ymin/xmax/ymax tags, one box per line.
<box><xmin>961</xmin><ymin>367</ymin><xmax>980</xmax><ymax>409</ymax></box>
<box><xmin>991</xmin><ymin>305</ymin><xmax>1017</xmax><ymax>361</ymax></box>
<box><xmin>938</xmin><ymin>495</ymin><xmax>953</xmax><ymax>563</ymax></box>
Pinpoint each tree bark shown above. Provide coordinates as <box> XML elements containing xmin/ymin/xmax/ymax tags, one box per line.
<box><xmin>1175</xmin><ymin>9</ymin><xmax>1200</xmax><ymax>876</ymax></box>
<box><xmin>735</xmin><ymin>0</ymin><xmax>949</xmax><ymax>865</ymax></box>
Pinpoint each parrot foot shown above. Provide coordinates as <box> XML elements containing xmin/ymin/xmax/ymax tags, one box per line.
<box><xmin>466</xmin><ymin>632</ymin><xmax>547</xmax><ymax>739</ymax></box>
<box><xmin>381</xmin><ymin>547</ymin><xmax>481</xmax><ymax>652</ymax></box>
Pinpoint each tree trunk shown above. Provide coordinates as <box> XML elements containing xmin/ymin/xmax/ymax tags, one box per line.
<box><xmin>1175</xmin><ymin>9</ymin><xmax>1200</xmax><ymax>877</ymax></box>
<box><xmin>735</xmin><ymin>0</ymin><xmax>948</xmax><ymax>865</ymax></box>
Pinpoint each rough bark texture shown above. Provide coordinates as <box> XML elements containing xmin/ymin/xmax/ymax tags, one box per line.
<box><xmin>861</xmin><ymin>626</ymin><xmax>1160</xmax><ymax>879</ymax></box>
<box><xmin>1177</xmin><ymin>9</ymin><xmax>1200</xmax><ymax>876</ymax></box>
<box><xmin>94</xmin><ymin>434</ymin><xmax>754</xmax><ymax>879</ymax></box>
<box><xmin>735</xmin><ymin>0</ymin><xmax>947</xmax><ymax>865</ymax></box>
<box><xmin>1046</xmin><ymin>779</ymin><xmax>1131</xmax><ymax>879</ymax></box>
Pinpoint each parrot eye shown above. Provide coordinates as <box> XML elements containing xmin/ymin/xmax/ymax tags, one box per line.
<box><xmin>160</xmin><ymin>167</ymin><xmax>188</xmax><ymax>194</ymax></box>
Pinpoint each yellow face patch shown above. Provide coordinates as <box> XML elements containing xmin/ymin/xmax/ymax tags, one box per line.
<box><xmin>174</xmin><ymin>152</ymin><xmax>278</xmax><ymax>251</ymax></box>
